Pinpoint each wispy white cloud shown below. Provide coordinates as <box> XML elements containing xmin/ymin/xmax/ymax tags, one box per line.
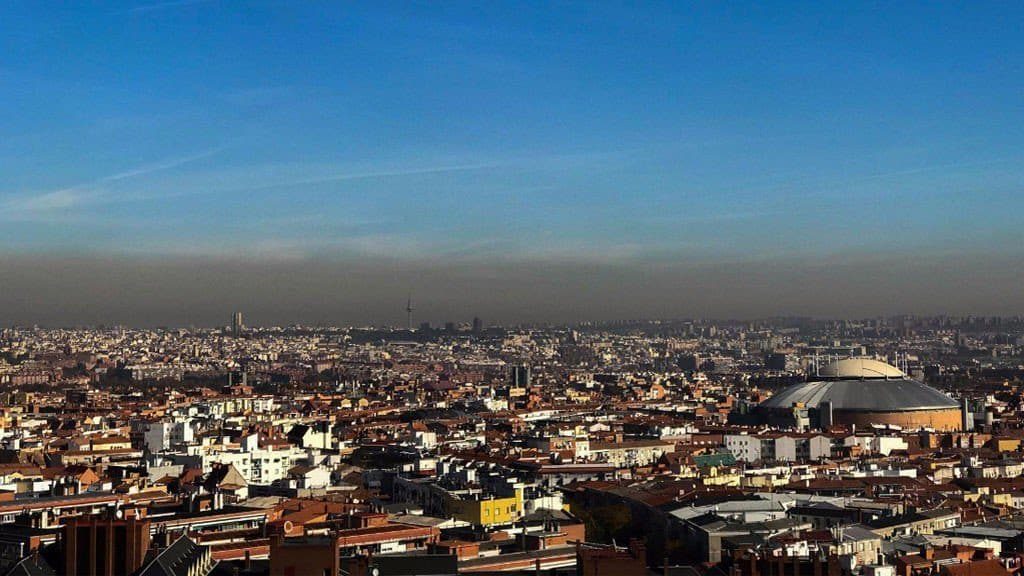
<box><xmin>103</xmin><ymin>147</ymin><xmax>631</xmax><ymax>204</ymax></box>
<box><xmin>2</xmin><ymin>148</ymin><xmax>221</xmax><ymax>217</ymax></box>
<box><xmin>841</xmin><ymin>156</ymin><xmax>1019</xmax><ymax>184</ymax></box>
<box><xmin>16</xmin><ymin>189</ymin><xmax>80</xmax><ymax>212</ymax></box>
<box><xmin>117</xmin><ymin>0</ymin><xmax>217</xmax><ymax>15</ymax></box>
<box><xmin>2</xmin><ymin>156</ymin><xmax>507</xmax><ymax>222</ymax></box>
<box><xmin>98</xmin><ymin>149</ymin><xmax>221</xmax><ymax>183</ymax></box>
<box><xmin>252</xmin><ymin>163</ymin><xmax>499</xmax><ymax>189</ymax></box>
<box><xmin>87</xmin><ymin>160</ymin><xmax>505</xmax><ymax>206</ymax></box>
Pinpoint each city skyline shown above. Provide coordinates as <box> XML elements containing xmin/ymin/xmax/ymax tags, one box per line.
<box><xmin>1</xmin><ymin>250</ymin><xmax>1024</xmax><ymax>328</ymax></box>
<box><xmin>3</xmin><ymin>5</ymin><xmax>1024</xmax><ymax>575</ymax></box>
<box><xmin>3</xmin><ymin>2</ymin><xmax>1023</xmax><ymax>324</ymax></box>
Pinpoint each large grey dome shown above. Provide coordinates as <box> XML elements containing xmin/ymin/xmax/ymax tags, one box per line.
<box><xmin>760</xmin><ymin>359</ymin><xmax>958</xmax><ymax>412</ymax></box>
<box><xmin>760</xmin><ymin>378</ymin><xmax>958</xmax><ymax>412</ymax></box>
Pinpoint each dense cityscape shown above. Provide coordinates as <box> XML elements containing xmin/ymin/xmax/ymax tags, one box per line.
<box><xmin>7</xmin><ymin>1</ymin><xmax>1024</xmax><ymax>575</ymax></box>
<box><xmin>0</xmin><ymin>314</ymin><xmax>1024</xmax><ymax>574</ymax></box>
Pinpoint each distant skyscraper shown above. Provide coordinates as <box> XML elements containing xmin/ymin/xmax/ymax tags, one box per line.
<box><xmin>472</xmin><ymin>316</ymin><xmax>483</xmax><ymax>333</ymax></box>
<box><xmin>405</xmin><ymin>295</ymin><xmax>414</xmax><ymax>331</ymax></box>
<box><xmin>232</xmin><ymin>312</ymin><xmax>244</xmax><ymax>337</ymax></box>
<box><xmin>510</xmin><ymin>365</ymin><xmax>530</xmax><ymax>387</ymax></box>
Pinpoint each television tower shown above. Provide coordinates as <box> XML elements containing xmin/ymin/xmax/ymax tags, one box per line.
<box><xmin>405</xmin><ymin>295</ymin><xmax>414</xmax><ymax>331</ymax></box>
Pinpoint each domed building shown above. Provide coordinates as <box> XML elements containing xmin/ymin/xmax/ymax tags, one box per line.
<box><xmin>757</xmin><ymin>358</ymin><xmax>962</xmax><ymax>430</ymax></box>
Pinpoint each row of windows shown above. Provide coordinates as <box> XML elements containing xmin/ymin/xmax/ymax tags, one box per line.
<box><xmin>482</xmin><ymin>505</ymin><xmax>516</xmax><ymax>516</ymax></box>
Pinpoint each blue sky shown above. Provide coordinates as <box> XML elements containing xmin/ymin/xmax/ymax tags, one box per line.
<box><xmin>2</xmin><ymin>1</ymin><xmax>1023</xmax><ymax>265</ymax></box>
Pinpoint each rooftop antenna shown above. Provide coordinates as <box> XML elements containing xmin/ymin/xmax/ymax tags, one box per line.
<box><xmin>405</xmin><ymin>294</ymin><xmax>414</xmax><ymax>331</ymax></box>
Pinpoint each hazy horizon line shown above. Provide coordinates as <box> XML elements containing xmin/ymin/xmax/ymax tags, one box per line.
<box><xmin>0</xmin><ymin>250</ymin><xmax>1021</xmax><ymax>327</ymax></box>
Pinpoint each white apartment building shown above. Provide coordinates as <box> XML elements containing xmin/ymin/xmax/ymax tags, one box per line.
<box><xmin>144</xmin><ymin>420</ymin><xmax>195</xmax><ymax>452</ymax></box>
